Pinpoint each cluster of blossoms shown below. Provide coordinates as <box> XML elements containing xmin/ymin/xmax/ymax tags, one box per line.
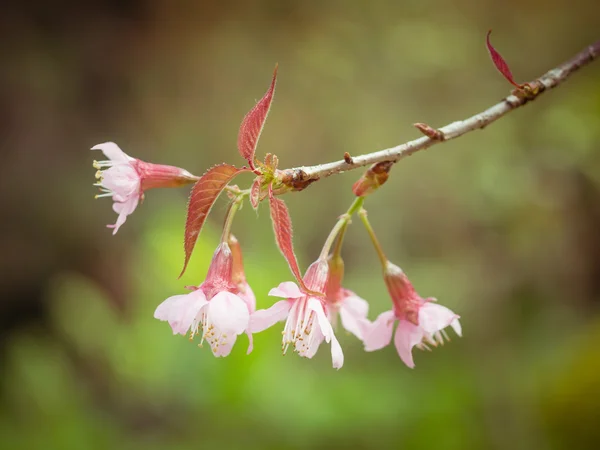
<box><xmin>91</xmin><ymin>66</ymin><xmax>462</xmax><ymax>370</ymax></box>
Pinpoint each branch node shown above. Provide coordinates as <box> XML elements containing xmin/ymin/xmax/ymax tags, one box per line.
<box><xmin>278</xmin><ymin>168</ymin><xmax>316</xmax><ymax>192</ymax></box>
<box><xmin>343</xmin><ymin>152</ymin><xmax>354</xmax><ymax>164</ymax></box>
<box><xmin>414</xmin><ymin>123</ymin><xmax>445</xmax><ymax>141</ymax></box>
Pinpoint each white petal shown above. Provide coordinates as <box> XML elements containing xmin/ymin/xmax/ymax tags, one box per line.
<box><xmin>268</xmin><ymin>281</ymin><xmax>304</xmax><ymax>299</ymax></box>
<box><xmin>91</xmin><ymin>142</ymin><xmax>133</xmax><ymax>163</ymax></box>
<box><xmin>308</xmin><ymin>298</ymin><xmax>344</xmax><ymax>368</ymax></box>
<box><xmin>394</xmin><ymin>319</ymin><xmax>424</xmax><ymax>369</ymax></box>
<box><xmin>103</xmin><ymin>165</ymin><xmax>140</xmax><ymax>198</ymax></box>
<box><xmin>329</xmin><ymin>332</ymin><xmax>344</xmax><ymax>369</ymax></box>
<box><xmin>207</xmin><ymin>291</ymin><xmax>250</xmax><ymax>335</ymax></box>
<box><xmin>418</xmin><ymin>302</ymin><xmax>459</xmax><ymax>335</ymax></box>
<box><xmin>211</xmin><ymin>334</ymin><xmax>238</xmax><ymax>357</ymax></box>
<box><xmin>154</xmin><ymin>289</ymin><xmax>207</xmax><ymax>335</ymax></box>
<box><xmin>363</xmin><ymin>310</ymin><xmax>395</xmax><ymax>351</ymax></box>
<box><xmin>109</xmin><ymin>195</ymin><xmax>139</xmax><ymax>235</ymax></box>
<box><xmin>249</xmin><ymin>300</ymin><xmax>292</xmax><ymax>333</ymax></box>
<box><xmin>450</xmin><ymin>318</ymin><xmax>462</xmax><ymax>337</ymax></box>
<box><xmin>341</xmin><ymin>289</ymin><xmax>369</xmax><ymax>316</ymax></box>
<box><xmin>339</xmin><ymin>292</ymin><xmax>371</xmax><ymax>340</ymax></box>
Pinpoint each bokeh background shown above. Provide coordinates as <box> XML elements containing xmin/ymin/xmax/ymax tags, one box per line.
<box><xmin>2</xmin><ymin>1</ymin><xmax>600</xmax><ymax>449</ymax></box>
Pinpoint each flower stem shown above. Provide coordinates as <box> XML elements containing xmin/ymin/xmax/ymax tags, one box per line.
<box><xmin>331</xmin><ymin>221</ymin><xmax>348</xmax><ymax>260</ymax></box>
<box><xmin>318</xmin><ymin>196</ymin><xmax>365</xmax><ymax>260</ymax></box>
<box><xmin>220</xmin><ymin>191</ymin><xmax>249</xmax><ymax>243</ymax></box>
<box><xmin>358</xmin><ymin>208</ymin><xmax>388</xmax><ymax>268</ymax></box>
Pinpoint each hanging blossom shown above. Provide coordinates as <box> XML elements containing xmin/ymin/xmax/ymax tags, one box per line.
<box><xmin>325</xmin><ymin>255</ymin><xmax>371</xmax><ymax>341</ymax></box>
<box><xmin>91</xmin><ymin>142</ymin><xmax>197</xmax><ymax>234</ymax></box>
<box><xmin>249</xmin><ymin>259</ymin><xmax>344</xmax><ymax>369</ymax></box>
<box><xmin>154</xmin><ymin>242</ymin><xmax>253</xmax><ymax>357</ymax></box>
<box><xmin>363</xmin><ymin>262</ymin><xmax>462</xmax><ymax>368</ymax></box>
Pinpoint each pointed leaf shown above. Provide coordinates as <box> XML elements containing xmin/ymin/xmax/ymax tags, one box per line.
<box><xmin>237</xmin><ymin>65</ymin><xmax>278</xmax><ymax>169</ymax></box>
<box><xmin>250</xmin><ymin>177</ymin><xmax>261</xmax><ymax>210</ymax></box>
<box><xmin>180</xmin><ymin>164</ymin><xmax>248</xmax><ymax>277</ymax></box>
<box><xmin>486</xmin><ymin>30</ymin><xmax>522</xmax><ymax>89</ymax></box>
<box><xmin>268</xmin><ymin>186</ymin><xmax>314</xmax><ymax>294</ymax></box>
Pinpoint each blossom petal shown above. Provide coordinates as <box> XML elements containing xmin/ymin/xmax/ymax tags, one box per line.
<box><xmin>102</xmin><ymin>164</ymin><xmax>140</xmax><ymax>198</ymax></box>
<box><xmin>245</xmin><ymin>330</ymin><xmax>254</xmax><ymax>355</ymax></box>
<box><xmin>211</xmin><ymin>334</ymin><xmax>238</xmax><ymax>357</ymax></box>
<box><xmin>268</xmin><ymin>281</ymin><xmax>304</xmax><ymax>299</ymax></box>
<box><xmin>363</xmin><ymin>310</ymin><xmax>395</xmax><ymax>351</ymax></box>
<box><xmin>309</xmin><ymin>298</ymin><xmax>344</xmax><ymax>369</ymax></box>
<box><xmin>341</xmin><ymin>289</ymin><xmax>369</xmax><ymax>316</ymax></box>
<box><xmin>394</xmin><ymin>319</ymin><xmax>424</xmax><ymax>368</ymax></box>
<box><xmin>339</xmin><ymin>291</ymin><xmax>370</xmax><ymax>340</ymax></box>
<box><xmin>238</xmin><ymin>282</ymin><xmax>256</xmax><ymax>313</ymax></box>
<box><xmin>249</xmin><ymin>299</ymin><xmax>292</xmax><ymax>333</ymax></box>
<box><xmin>208</xmin><ymin>291</ymin><xmax>250</xmax><ymax>335</ymax></box>
<box><xmin>450</xmin><ymin>317</ymin><xmax>462</xmax><ymax>337</ymax></box>
<box><xmin>329</xmin><ymin>333</ymin><xmax>344</xmax><ymax>369</ymax></box>
<box><xmin>109</xmin><ymin>195</ymin><xmax>139</xmax><ymax>235</ymax></box>
<box><xmin>91</xmin><ymin>142</ymin><xmax>133</xmax><ymax>163</ymax></box>
<box><xmin>154</xmin><ymin>289</ymin><xmax>207</xmax><ymax>335</ymax></box>
<box><xmin>418</xmin><ymin>302</ymin><xmax>460</xmax><ymax>335</ymax></box>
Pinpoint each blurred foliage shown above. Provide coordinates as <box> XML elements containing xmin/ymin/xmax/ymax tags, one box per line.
<box><xmin>1</xmin><ymin>1</ymin><xmax>599</xmax><ymax>449</ymax></box>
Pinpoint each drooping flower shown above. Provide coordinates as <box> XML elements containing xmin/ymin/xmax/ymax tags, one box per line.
<box><xmin>249</xmin><ymin>259</ymin><xmax>344</xmax><ymax>369</ymax></box>
<box><xmin>325</xmin><ymin>255</ymin><xmax>371</xmax><ymax>341</ymax></box>
<box><xmin>91</xmin><ymin>142</ymin><xmax>197</xmax><ymax>234</ymax></box>
<box><xmin>363</xmin><ymin>262</ymin><xmax>461</xmax><ymax>368</ymax></box>
<box><xmin>154</xmin><ymin>242</ymin><xmax>252</xmax><ymax>357</ymax></box>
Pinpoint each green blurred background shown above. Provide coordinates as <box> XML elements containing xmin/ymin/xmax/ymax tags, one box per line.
<box><xmin>1</xmin><ymin>1</ymin><xmax>600</xmax><ymax>449</ymax></box>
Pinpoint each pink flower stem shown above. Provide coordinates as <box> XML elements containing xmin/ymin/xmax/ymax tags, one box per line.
<box><xmin>318</xmin><ymin>196</ymin><xmax>365</xmax><ymax>260</ymax></box>
<box><xmin>358</xmin><ymin>208</ymin><xmax>388</xmax><ymax>268</ymax></box>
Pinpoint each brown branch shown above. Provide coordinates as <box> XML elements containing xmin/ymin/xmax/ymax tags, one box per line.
<box><xmin>279</xmin><ymin>39</ymin><xmax>600</xmax><ymax>191</ymax></box>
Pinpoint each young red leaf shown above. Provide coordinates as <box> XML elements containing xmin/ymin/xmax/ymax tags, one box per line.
<box><xmin>250</xmin><ymin>177</ymin><xmax>261</xmax><ymax>210</ymax></box>
<box><xmin>237</xmin><ymin>65</ymin><xmax>278</xmax><ymax>170</ymax></box>
<box><xmin>486</xmin><ymin>30</ymin><xmax>522</xmax><ymax>89</ymax></box>
<box><xmin>268</xmin><ymin>186</ymin><xmax>315</xmax><ymax>294</ymax></box>
<box><xmin>180</xmin><ymin>164</ymin><xmax>248</xmax><ymax>277</ymax></box>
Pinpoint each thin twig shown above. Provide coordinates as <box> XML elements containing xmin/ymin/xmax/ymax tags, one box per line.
<box><xmin>279</xmin><ymin>39</ymin><xmax>600</xmax><ymax>191</ymax></box>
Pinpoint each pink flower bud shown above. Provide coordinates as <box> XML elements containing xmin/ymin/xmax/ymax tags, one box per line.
<box><xmin>91</xmin><ymin>142</ymin><xmax>197</xmax><ymax>234</ymax></box>
<box><xmin>351</xmin><ymin>161</ymin><xmax>393</xmax><ymax>197</ymax></box>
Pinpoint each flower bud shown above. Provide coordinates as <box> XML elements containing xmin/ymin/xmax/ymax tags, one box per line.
<box><xmin>351</xmin><ymin>161</ymin><xmax>393</xmax><ymax>197</ymax></box>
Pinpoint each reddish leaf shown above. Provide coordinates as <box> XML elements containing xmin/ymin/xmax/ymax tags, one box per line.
<box><xmin>268</xmin><ymin>186</ymin><xmax>314</xmax><ymax>294</ymax></box>
<box><xmin>486</xmin><ymin>30</ymin><xmax>522</xmax><ymax>89</ymax></box>
<box><xmin>250</xmin><ymin>177</ymin><xmax>261</xmax><ymax>210</ymax></box>
<box><xmin>237</xmin><ymin>65</ymin><xmax>278</xmax><ymax>169</ymax></box>
<box><xmin>180</xmin><ymin>164</ymin><xmax>248</xmax><ymax>277</ymax></box>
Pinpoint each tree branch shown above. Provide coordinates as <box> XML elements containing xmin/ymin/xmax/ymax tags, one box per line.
<box><xmin>279</xmin><ymin>39</ymin><xmax>600</xmax><ymax>191</ymax></box>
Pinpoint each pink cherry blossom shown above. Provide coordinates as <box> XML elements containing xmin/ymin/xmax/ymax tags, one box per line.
<box><xmin>154</xmin><ymin>242</ymin><xmax>252</xmax><ymax>357</ymax></box>
<box><xmin>91</xmin><ymin>142</ymin><xmax>196</xmax><ymax>234</ymax></box>
<box><xmin>363</xmin><ymin>262</ymin><xmax>461</xmax><ymax>368</ymax></box>
<box><xmin>249</xmin><ymin>260</ymin><xmax>344</xmax><ymax>369</ymax></box>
